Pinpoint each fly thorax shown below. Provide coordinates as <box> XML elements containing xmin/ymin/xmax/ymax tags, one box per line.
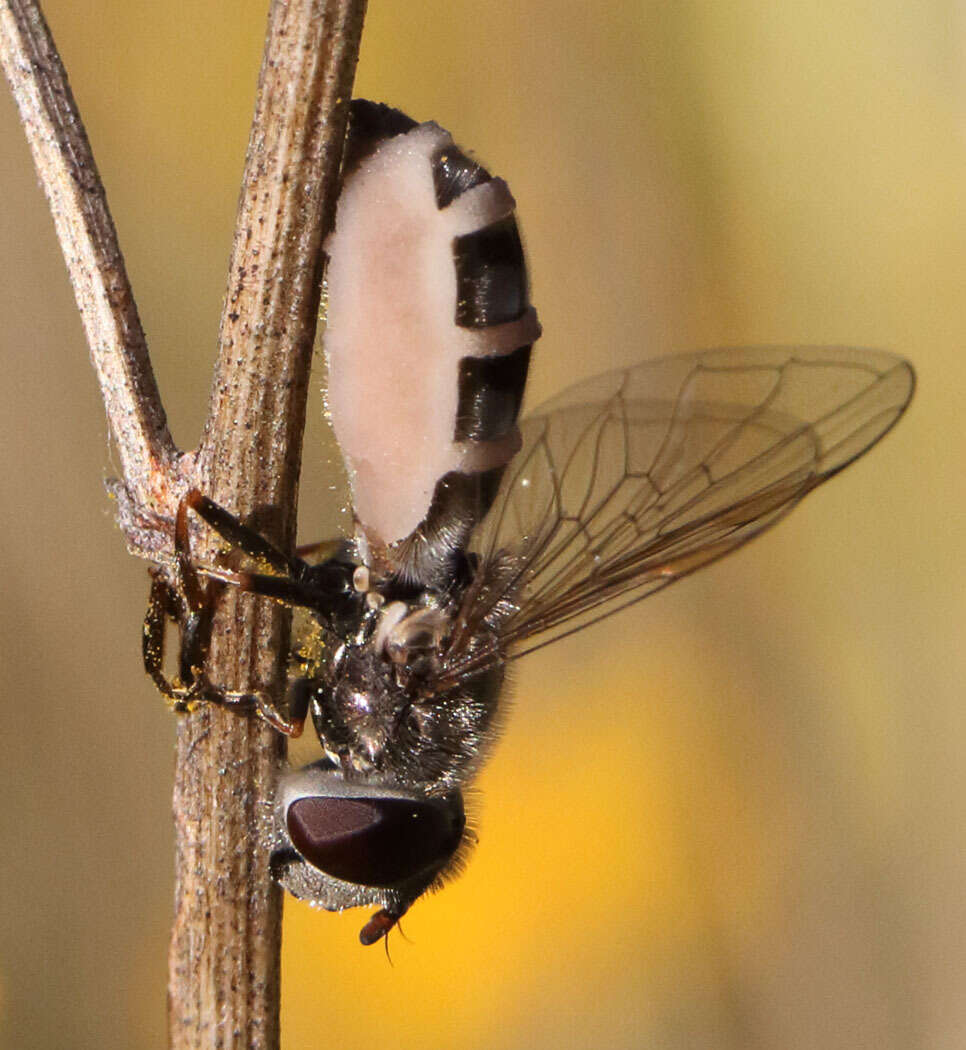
<box><xmin>309</xmin><ymin>598</ymin><xmax>504</xmax><ymax>790</ymax></box>
<box><xmin>310</xmin><ymin>601</ymin><xmax>450</xmax><ymax>775</ymax></box>
<box><xmin>376</xmin><ymin>599</ymin><xmax>505</xmax><ymax>788</ymax></box>
<box><xmin>376</xmin><ymin>602</ymin><xmax>449</xmax><ymax>680</ymax></box>
<box><xmin>316</xmin><ymin>648</ymin><xmax>399</xmax><ymax>772</ymax></box>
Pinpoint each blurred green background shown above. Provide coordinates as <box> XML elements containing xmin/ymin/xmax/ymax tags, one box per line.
<box><xmin>0</xmin><ymin>1</ymin><xmax>954</xmax><ymax>1047</ymax></box>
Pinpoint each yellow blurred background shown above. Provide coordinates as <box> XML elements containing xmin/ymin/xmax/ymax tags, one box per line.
<box><xmin>0</xmin><ymin>2</ymin><xmax>956</xmax><ymax>1047</ymax></box>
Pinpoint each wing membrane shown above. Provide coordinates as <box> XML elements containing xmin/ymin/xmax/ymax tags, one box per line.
<box><xmin>440</xmin><ymin>347</ymin><xmax>914</xmax><ymax>682</ymax></box>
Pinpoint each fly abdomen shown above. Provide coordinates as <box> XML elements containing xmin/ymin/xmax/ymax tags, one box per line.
<box><xmin>324</xmin><ymin>101</ymin><xmax>539</xmax><ymax>585</ymax></box>
<box><xmin>455</xmin><ymin>345</ymin><xmax>532</xmax><ymax>443</ymax></box>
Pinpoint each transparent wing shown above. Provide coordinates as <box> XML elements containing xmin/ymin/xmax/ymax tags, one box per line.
<box><xmin>440</xmin><ymin>347</ymin><xmax>914</xmax><ymax>683</ymax></box>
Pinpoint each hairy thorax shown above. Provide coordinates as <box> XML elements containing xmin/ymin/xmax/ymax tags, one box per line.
<box><xmin>304</xmin><ymin>598</ymin><xmax>505</xmax><ymax>794</ymax></box>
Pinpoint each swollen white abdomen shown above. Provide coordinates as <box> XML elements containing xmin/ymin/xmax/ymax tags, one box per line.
<box><xmin>324</xmin><ymin>101</ymin><xmax>539</xmax><ymax>584</ymax></box>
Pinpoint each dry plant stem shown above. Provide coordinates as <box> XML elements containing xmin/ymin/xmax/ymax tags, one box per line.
<box><xmin>0</xmin><ymin>0</ymin><xmax>177</xmax><ymax>510</ymax></box>
<box><xmin>1</xmin><ymin>0</ymin><xmax>367</xmax><ymax>1045</ymax></box>
<box><xmin>169</xmin><ymin>2</ymin><xmax>366</xmax><ymax>1048</ymax></box>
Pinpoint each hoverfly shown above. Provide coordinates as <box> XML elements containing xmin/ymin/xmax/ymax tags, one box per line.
<box><xmin>143</xmin><ymin>100</ymin><xmax>915</xmax><ymax>945</ymax></box>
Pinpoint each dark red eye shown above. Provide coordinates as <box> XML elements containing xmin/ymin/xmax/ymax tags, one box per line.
<box><xmin>286</xmin><ymin>796</ymin><xmax>464</xmax><ymax>887</ymax></box>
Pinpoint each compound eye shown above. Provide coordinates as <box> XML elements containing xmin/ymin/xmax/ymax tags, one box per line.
<box><xmin>286</xmin><ymin>796</ymin><xmax>463</xmax><ymax>888</ymax></box>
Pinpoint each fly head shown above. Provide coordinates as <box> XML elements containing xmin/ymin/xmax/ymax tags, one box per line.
<box><xmin>269</xmin><ymin>760</ymin><xmax>468</xmax><ymax>944</ymax></box>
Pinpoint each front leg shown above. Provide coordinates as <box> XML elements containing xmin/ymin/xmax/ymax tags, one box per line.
<box><xmin>242</xmin><ymin>677</ymin><xmax>312</xmax><ymax>737</ymax></box>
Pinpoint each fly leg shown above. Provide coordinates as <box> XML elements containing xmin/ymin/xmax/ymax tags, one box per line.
<box><xmin>204</xmin><ymin>678</ymin><xmax>311</xmax><ymax>738</ymax></box>
<box><xmin>143</xmin><ymin>571</ymin><xmax>194</xmax><ymax>709</ymax></box>
<box><xmin>180</xmin><ymin>488</ymin><xmax>298</xmax><ymax>577</ymax></box>
<box><xmin>142</xmin><ymin>490</ymin><xmax>311</xmax><ymax>734</ymax></box>
<box><xmin>140</xmin><ymin>495</ymin><xmax>224</xmax><ymax>711</ymax></box>
<box><xmin>143</xmin><ymin>578</ymin><xmax>309</xmax><ymax>737</ymax></box>
<box><xmin>183</xmin><ymin>490</ymin><xmax>363</xmax><ymax>634</ymax></box>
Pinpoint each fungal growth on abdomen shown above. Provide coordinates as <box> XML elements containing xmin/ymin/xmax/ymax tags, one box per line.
<box><xmin>323</xmin><ymin>100</ymin><xmax>541</xmax><ymax>585</ymax></box>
